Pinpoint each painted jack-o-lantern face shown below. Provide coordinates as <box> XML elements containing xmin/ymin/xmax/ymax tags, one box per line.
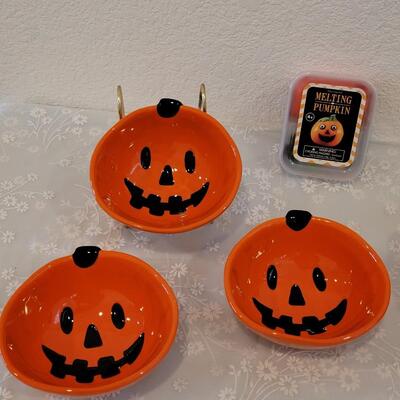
<box><xmin>123</xmin><ymin>139</ymin><xmax>209</xmax><ymax>217</ymax></box>
<box><xmin>251</xmin><ymin>211</ymin><xmax>348</xmax><ymax>337</ymax></box>
<box><xmin>310</xmin><ymin>114</ymin><xmax>344</xmax><ymax>147</ymax></box>
<box><xmin>0</xmin><ymin>247</ymin><xmax>178</xmax><ymax>395</ymax></box>
<box><xmin>252</xmin><ymin>264</ymin><xmax>347</xmax><ymax>336</ymax></box>
<box><xmin>90</xmin><ymin>98</ymin><xmax>242</xmax><ymax>233</ymax></box>
<box><xmin>224</xmin><ymin>210</ymin><xmax>391</xmax><ymax>347</ymax></box>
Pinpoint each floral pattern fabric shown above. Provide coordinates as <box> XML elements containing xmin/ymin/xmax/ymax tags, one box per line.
<box><xmin>0</xmin><ymin>103</ymin><xmax>399</xmax><ymax>400</ymax></box>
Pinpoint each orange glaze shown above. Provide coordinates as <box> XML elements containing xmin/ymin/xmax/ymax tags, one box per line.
<box><xmin>0</xmin><ymin>248</ymin><xmax>178</xmax><ymax>396</ymax></box>
<box><xmin>90</xmin><ymin>103</ymin><xmax>242</xmax><ymax>233</ymax></box>
<box><xmin>224</xmin><ymin>211</ymin><xmax>390</xmax><ymax>348</ymax></box>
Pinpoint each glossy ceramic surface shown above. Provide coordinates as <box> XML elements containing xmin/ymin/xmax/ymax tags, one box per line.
<box><xmin>90</xmin><ymin>101</ymin><xmax>242</xmax><ymax>233</ymax></box>
<box><xmin>224</xmin><ymin>210</ymin><xmax>391</xmax><ymax>348</ymax></box>
<box><xmin>0</xmin><ymin>247</ymin><xmax>178</xmax><ymax>396</ymax></box>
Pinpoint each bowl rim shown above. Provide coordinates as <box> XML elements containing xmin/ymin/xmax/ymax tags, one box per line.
<box><xmin>224</xmin><ymin>215</ymin><xmax>391</xmax><ymax>348</ymax></box>
<box><xmin>89</xmin><ymin>104</ymin><xmax>242</xmax><ymax>233</ymax></box>
<box><xmin>0</xmin><ymin>250</ymin><xmax>179</xmax><ymax>396</ymax></box>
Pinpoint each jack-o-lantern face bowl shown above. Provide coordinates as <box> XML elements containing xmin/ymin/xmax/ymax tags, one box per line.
<box><xmin>90</xmin><ymin>98</ymin><xmax>242</xmax><ymax>233</ymax></box>
<box><xmin>310</xmin><ymin>114</ymin><xmax>344</xmax><ymax>147</ymax></box>
<box><xmin>0</xmin><ymin>247</ymin><xmax>178</xmax><ymax>396</ymax></box>
<box><xmin>224</xmin><ymin>211</ymin><xmax>391</xmax><ymax>348</ymax></box>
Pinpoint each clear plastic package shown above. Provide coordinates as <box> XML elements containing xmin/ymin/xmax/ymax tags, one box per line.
<box><xmin>279</xmin><ymin>73</ymin><xmax>376</xmax><ymax>181</ymax></box>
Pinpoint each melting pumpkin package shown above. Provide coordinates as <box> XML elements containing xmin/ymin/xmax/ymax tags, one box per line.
<box><xmin>279</xmin><ymin>73</ymin><xmax>375</xmax><ymax>180</ymax></box>
<box><xmin>0</xmin><ymin>83</ymin><xmax>391</xmax><ymax>396</ymax></box>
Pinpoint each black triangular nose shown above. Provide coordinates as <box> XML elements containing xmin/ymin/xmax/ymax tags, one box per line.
<box><xmin>289</xmin><ymin>284</ymin><xmax>305</xmax><ymax>306</ymax></box>
<box><xmin>159</xmin><ymin>165</ymin><xmax>174</xmax><ymax>185</ymax></box>
<box><xmin>84</xmin><ymin>324</ymin><xmax>103</xmax><ymax>348</ymax></box>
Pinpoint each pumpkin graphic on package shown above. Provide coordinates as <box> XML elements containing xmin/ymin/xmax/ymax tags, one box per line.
<box><xmin>310</xmin><ymin>114</ymin><xmax>344</xmax><ymax>147</ymax></box>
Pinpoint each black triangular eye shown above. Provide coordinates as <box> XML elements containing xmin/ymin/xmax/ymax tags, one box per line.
<box><xmin>60</xmin><ymin>307</ymin><xmax>73</xmax><ymax>334</ymax></box>
<box><xmin>266</xmin><ymin>265</ymin><xmax>277</xmax><ymax>290</ymax></box>
<box><xmin>185</xmin><ymin>151</ymin><xmax>195</xmax><ymax>173</ymax></box>
<box><xmin>111</xmin><ymin>303</ymin><xmax>125</xmax><ymax>329</ymax></box>
<box><xmin>140</xmin><ymin>147</ymin><xmax>151</xmax><ymax>169</ymax></box>
<box><xmin>313</xmin><ymin>267</ymin><xmax>326</xmax><ymax>291</ymax></box>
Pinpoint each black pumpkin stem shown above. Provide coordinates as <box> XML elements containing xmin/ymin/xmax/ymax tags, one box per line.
<box><xmin>72</xmin><ymin>246</ymin><xmax>101</xmax><ymax>268</ymax></box>
<box><xmin>285</xmin><ymin>210</ymin><xmax>312</xmax><ymax>231</ymax></box>
<box><xmin>157</xmin><ymin>98</ymin><xmax>182</xmax><ymax>118</ymax></box>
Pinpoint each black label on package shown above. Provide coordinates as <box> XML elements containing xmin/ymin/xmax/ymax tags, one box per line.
<box><xmin>294</xmin><ymin>85</ymin><xmax>364</xmax><ymax>166</ymax></box>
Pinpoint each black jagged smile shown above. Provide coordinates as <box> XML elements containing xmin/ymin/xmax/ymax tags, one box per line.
<box><xmin>124</xmin><ymin>178</ymin><xmax>209</xmax><ymax>216</ymax></box>
<box><xmin>42</xmin><ymin>333</ymin><xmax>144</xmax><ymax>383</ymax></box>
<box><xmin>253</xmin><ymin>298</ymin><xmax>347</xmax><ymax>336</ymax></box>
<box><xmin>318</xmin><ymin>134</ymin><xmax>335</xmax><ymax>143</ymax></box>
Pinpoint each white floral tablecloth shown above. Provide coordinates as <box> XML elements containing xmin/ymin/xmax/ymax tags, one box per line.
<box><xmin>0</xmin><ymin>103</ymin><xmax>399</xmax><ymax>400</ymax></box>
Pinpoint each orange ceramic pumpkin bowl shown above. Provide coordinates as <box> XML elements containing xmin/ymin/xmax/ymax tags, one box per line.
<box><xmin>224</xmin><ymin>210</ymin><xmax>391</xmax><ymax>348</ymax></box>
<box><xmin>0</xmin><ymin>247</ymin><xmax>178</xmax><ymax>396</ymax></box>
<box><xmin>90</xmin><ymin>99</ymin><xmax>242</xmax><ymax>233</ymax></box>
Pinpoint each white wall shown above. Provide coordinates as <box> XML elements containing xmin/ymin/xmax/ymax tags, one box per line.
<box><xmin>1</xmin><ymin>0</ymin><xmax>399</xmax><ymax>132</ymax></box>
